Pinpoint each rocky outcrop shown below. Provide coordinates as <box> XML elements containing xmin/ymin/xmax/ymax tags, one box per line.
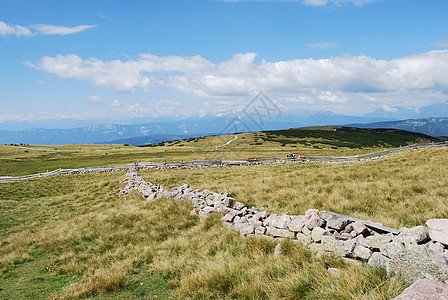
<box><xmin>120</xmin><ymin>170</ymin><xmax>448</xmax><ymax>284</ymax></box>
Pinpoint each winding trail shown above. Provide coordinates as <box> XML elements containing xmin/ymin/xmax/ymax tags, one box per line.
<box><xmin>215</xmin><ymin>135</ymin><xmax>238</xmax><ymax>149</ymax></box>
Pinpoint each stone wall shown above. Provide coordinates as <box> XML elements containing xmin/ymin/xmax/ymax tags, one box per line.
<box><xmin>119</xmin><ymin>169</ymin><xmax>448</xmax><ymax>284</ymax></box>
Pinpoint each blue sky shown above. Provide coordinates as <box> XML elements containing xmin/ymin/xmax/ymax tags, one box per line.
<box><xmin>1</xmin><ymin>0</ymin><xmax>448</xmax><ymax>129</ymax></box>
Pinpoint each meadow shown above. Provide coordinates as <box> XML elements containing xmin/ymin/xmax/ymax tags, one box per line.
<box><xmin>1</xmin><ymin>128</ymin><xmax>446</xmax><ymax>299</ymax></box>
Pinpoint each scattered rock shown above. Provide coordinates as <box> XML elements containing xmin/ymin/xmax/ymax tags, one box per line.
<box><xmin>369</xmin><ymin>233</ymin><xmax>393</xmax><ymax>250</ymax></box>
<box><xmin>396</xmin><ymin>226</ymin><xmax>430</xmax><ymax>246</ymax></box>
<box><xmin>274</xmin><ymin>241</ymin><xmax>283</xmax><ymax>257</ymax></box>
<box><xmin>381</xmin><ymin>242</ymin><xmax>405</xmax><ymax>259</ymax></box>
<box><xmin>327</xmin><ymin>216</ymin><xmax>351</xmax><ymax>231</ymax></box>
<box><xmin>239</xmin><ymin>224</ymin><xmax>255</xmax><ymax>236</ymax></box>
<box><xmin>368</xmin><ymin>252</ymin><xmax>390</xmax><ymax>269</ymax></box>
<box><xmin>352</xmin><ymin>221</ymin><xmax>369</xmax><ymax>236</ymax></box>
<box><xmin>311</xmin><ymin>227</ymin><xmax>327</xmax><ymax>243</ymax></box>
<box><xmin>266</xmin><ymin>226</ymin><xmax>295</xmax><ymax>239</ymax></box>
<box><xmin>428</xmin><ymin>242</ymin><xmax>445</xmax><ymax>254</ymax></box>
<box><xmin>392</xmin><ymin>279</ymin><xmax>448</xmax><ymax>300</ymax></box>
<box><xmin>305</xmin><ymin>213</ymin><xmax>325</xmax><ymax>230</ymax></box>
<box><xmin>296</xmin><ymin>233</ymin><xmax>312</xmax><ymax>246</ymax></box>
<box><xmin>322</xmin><ymin>236</ymin><xmax>351</xmax><ymax>257</ymax></box>
<box><xmin>426</xmin><ymin>219</ymin><xmax>448</xmax><ymax>246</ymax></box>
<box><xmin>353</xmin><ymin>245</ymin><xmax>372</xmax><ymax>260</ymax></box>
<box><xmin>288</xmin><ymin>216</ymin><xmax>306</xmax><ymax>232</ymax></box>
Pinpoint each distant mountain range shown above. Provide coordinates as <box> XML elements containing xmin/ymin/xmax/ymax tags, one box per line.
<box><xmin>1</xmin><ymin>112</ymin><xmax>448</xmax><ymax>146</ymax></box>
<box><xmin>348</xmin><ymin>118</ymin><xmax>448</xmax><ymax>138</ymax></box>
<box><xmin>0</xmin><ymin>113</ymin><xmax>389</xmax><ymax>145</ymax></box>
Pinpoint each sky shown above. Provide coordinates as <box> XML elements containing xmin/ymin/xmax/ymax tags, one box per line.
<box><xmin>1</xmin><ymin>0</ymin><xmax>448</xmax><ymax>129</ymax></box>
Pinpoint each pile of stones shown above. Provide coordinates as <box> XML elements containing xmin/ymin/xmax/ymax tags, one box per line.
<box><xmin>119</xmin><ymin>170</ymin><xmax>448</xmax><ymax>284</ymax></box>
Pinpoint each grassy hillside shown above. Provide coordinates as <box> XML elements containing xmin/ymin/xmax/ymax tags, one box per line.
<box><xmin>261</xmin><ymin>126</ymin><xmax>441</xmax><ymax>148</ymax></box>
<box><xmin>2</xmin><ymin>145</ymin><xmax>448</xmax><ymax>298</ymax></box>
<box><xmin>0</xmin><ymin>126</ymin><xmax>441</xmax><ymax>176</ymax></box>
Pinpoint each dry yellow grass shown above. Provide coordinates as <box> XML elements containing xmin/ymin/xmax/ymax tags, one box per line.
<box><xmin>2</xmin><ymin>146</ymin><xmax>447</xmax><ymax>298</ymax></box>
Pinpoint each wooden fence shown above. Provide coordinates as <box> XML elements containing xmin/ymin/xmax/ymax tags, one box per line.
<box><xmin>1</xmin><ymin>141</ymin><xmax>447</xmax><ymax>184</ymax></box>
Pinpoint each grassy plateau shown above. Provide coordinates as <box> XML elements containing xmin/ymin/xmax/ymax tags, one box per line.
<box><xmin>1</xmin><ymin>127</ymin><xmax>447</xmax><ymax>299</ymax></box>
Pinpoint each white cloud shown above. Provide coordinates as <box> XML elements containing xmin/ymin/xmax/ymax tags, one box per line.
<box><xmin>307</xmin><ymin>42</ymin><xmax>337</xmax><ymax>49</ymax></box>
<box><xmin>26</xmin><ymin>50</ymin><xmax>448</xmax><ymax>119</ymax></box>
<box><xmin>0</xmin><ymin>21</ymin><xmax>95</xmax><ymax>38</ymax></box>
<box><xmin>381</xmin><ymin>104</ymin><xmax>397</xmax><ymax>112</ymax></box>
<box><xmin>28</xmin><ymin>50</ymin><xmax>448</xmax><ymax>102</ymax></box>
<box><xmin>89</xmin><ymin>95</ymin><xmax>104</xmax><ymax>104</ymax></box>
<box><xmin>303</xmin><ymin>0</ymin><xmax>377</xmax><ymax>6</ymax></box>
<box><xmin>433</xmin><ymin>39</ymin><xmax>448</xmax><ymax>48</ymax></box>
<box><xmin>0</xmin><ymin>21</ymin><xmax>33</xmax><ymax>37</ymax></box>
<box><xmin>303</xmin><ymin>0</ymin><xmax>328</xmax><ymax>5</ymax></box>
<box><xmin>108</xmin><ymin>99</ymin><xmax>186</xmax><ymax>118</ymax></box>
<box><xmin>318</xmin><ymin>91</ymin><xmax>348</xmax><ymax>103</ymax></box>
<box><xmin>33</xmin><ymin>24</ymin><xmax>96</xmax><ymax>35</ymax></box>
<box><xmin>220</xmin><ymin>0</ymin><xmax>378</xmax><ymax>6</ymax></box>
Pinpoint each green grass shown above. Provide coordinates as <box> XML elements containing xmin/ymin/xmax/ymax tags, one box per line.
<box><xmin>1</xmin><ymin>128</ymin><xmax>445</xmax><ymax>299</ymax></box>
<box><xmin>1</xmin><ymin>126</ymin><xmax>440</xmax><ymax>176</ymax></box>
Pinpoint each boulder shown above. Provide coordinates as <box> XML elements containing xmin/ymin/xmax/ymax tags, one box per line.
<box><xmin>426</xmin><ymin>219</ymin><xmax>448</xmax><ymax>246</ymax></box>
<box><xmin>321</xmin><ymin>236</ymin><xmax>351</xmax><ymax>257</ymax></box>
<box><xmin>395</xmin><ymin>226</ymin><xmax>430</xmax><ymax>246</ymax></box>
<box><xmin>266</xmin><ymin>226</ymin><xmax>295</xmax><ymax>238</ymax></box>
<box><xmin>388</xmin><ymin>245</ymin><xmax>448</xmax><ymax>283</ymax></box>
<box><xmin>352</xmin><ymin>221</ymin><xmax>369</xmax><ymax>236</ymax></box>
<box><xmin>271</xmin><ymin>217</ymin><xmax>288</xmax><ymax>229</ymax></box>
<box><xmin>255</xmin><ymin>226</ymin><xmax>266</xmax><ymax>235</ymax></box>
<box><xmin>199</xmin><ymin>207</ymin><xmax>216</xmax><ymax>218</ymax></box>
<box><xmin>234</xmin><ymin>202</ymin><xmax>246</xmax><ymax>210</ymax></box>
<box><xmin>302</xmin><ymin>226</ymin><xmax>312</xmax><ymax>236</ymax></box>
<box><xmin>327</xmin><ymin>216</ymin><xmax>351</xmax><ymax>231</ymax></box>
<box><xmin>263</xmin><ymin>214</ymin><xmax>278</xmax><ymax>227</ymax></box>
<box><xmin>274</xmin><ymin>241</ymin><xmax>283</xmax><ymax>257</ymax></box>
<box><xmin>305</xmin><ymin>209</ymin><xmax>320</xmax><ymax>217</ymax></box>
<box><xmin>380</xmin><ymin>242</ymin><xmax>405</xmax><ymax>259</ymax></box>
<box><xmin>318</xmin><ymin>210</ymin><xmax>335</xmax><ymax>222</ymax></box>
<box><xmin>305</xmin><ymin>213</ymin><xmax>325</xmax><ymax>230</ymax></box>
<box><xmin>392</xmin><ymin>279</ymin><xmax>448</xmax><ymax>300</ymax></box>
<box><xmin>239</xmin><ymin>224</ymin><xmax>255</xmax><ymax>236</ymax></box>
<box><xmin>369</xmin><ymin>234</ymin><xmax>393</xmax><ymax>250</ymax></box>
<box><xmin>295</xmin><ymin>233</ymin><xmax>312</xmax><ymax>246</ymax></box>
<box><xmin>221</xmin><ymin>213</ymin><xmax>235</xmax><ymax>223</ymax></box>
<box><xmin>368</xmin><ymin>252</ymin><xmax>390</xmax><ymax>269</ymax></box>
<box><xmin>223</xmin><ymin>197</ymin><xmax>236</xmax><ymax>208</ymax></box>
<box><xmin>288</xmin><ymin>216</ymin><xmax>306</xmax><ymax>232</ymax></box>
<box><xmin>428</xmin><ymin>242</ymin><xmax>445</xmax><ymax>254</ymax></box>
<box><xmin>353</xmin><ymin>245</ymin><xmax>372</xmax><ymax>260</ymax></box>
<box><xmin>311</xmin><ymin>227</ymin><xmax>327</xmax><ymax>243</ymax></box>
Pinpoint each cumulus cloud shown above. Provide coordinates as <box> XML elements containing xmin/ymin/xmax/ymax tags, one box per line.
<box><xmin>0</xmin><ymin>21</ymin><xmax>33</xmax><ymax>37</ymax></box>
<box><xmin>27</xmin><ymin>50</ymin><xmax>448</xmax><ymax>100</ymax></box>
<box><xmin>33</xmin><ymin>24</ymin><xmax>96</xmax><ymax>35</ymax></box>
<box><xmin>0</xmin><ymin>20</ymin><xmax>95</xmax><ymax>38</ymax></box>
